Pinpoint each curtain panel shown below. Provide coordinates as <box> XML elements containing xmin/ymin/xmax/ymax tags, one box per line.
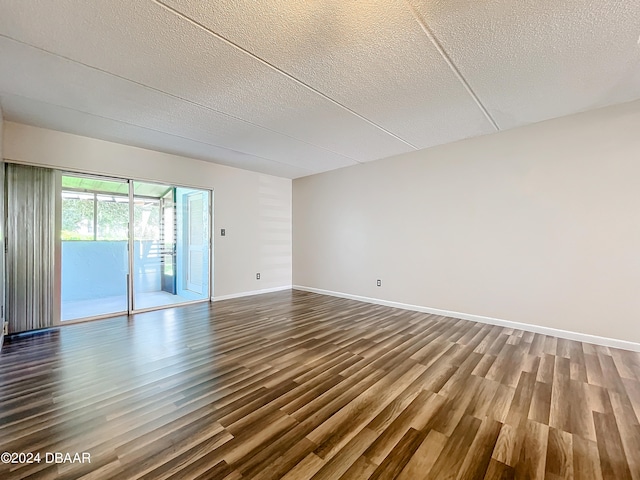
<box><xmin>6</xmin><ymin>163</ymin><xmax>56</xmax><ymax>333</ymax></box>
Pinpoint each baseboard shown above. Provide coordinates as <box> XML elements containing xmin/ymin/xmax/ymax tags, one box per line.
<box><xmin>212</xmin><ymin>285</ymin><xmax>292</xmax><ymax>302</ymax></box>
<box><xmin>292</xmin><ymin>285</ymin><xmax>640</xmax><ymax>353</ymax></box>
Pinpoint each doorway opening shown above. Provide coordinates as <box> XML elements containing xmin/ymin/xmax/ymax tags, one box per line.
<box><xmin>61</xmin><ymin>174</ymin><xmax>211</xmax><ymax>321</ymax></box>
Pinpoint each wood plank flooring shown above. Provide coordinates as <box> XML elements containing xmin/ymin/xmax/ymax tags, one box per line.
<box><xmin>1</xmin><ymin>290</ymin><xmax>639</xmax><ymax>479</ymax></box>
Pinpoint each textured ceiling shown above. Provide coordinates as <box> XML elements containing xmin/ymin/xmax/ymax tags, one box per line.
<box><xmin>0</xmin><ymin>0</ymin><xmax>638</xmax><ymax>178</ymax></box>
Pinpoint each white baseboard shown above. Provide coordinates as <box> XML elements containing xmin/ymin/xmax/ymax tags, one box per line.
<box><xmin>212</xmin><ymin>285</ymin><xmax>292</xmax><ymax>302</ymax></box>
<box><xmin>293</xmin><ymin>285</ymin><xmax>640</xmax><ymax>353</ymax></box>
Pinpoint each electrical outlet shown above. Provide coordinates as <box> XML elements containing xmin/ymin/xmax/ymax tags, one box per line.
<box><xmin>221</xmin><ymin>228</ymin><xmax>226</xmax><ymax>236</ymax></box>
<box><xmin>377</xmin><ymin>279</ymin><xmax>381</xmax><ymax>287</ymax></box>
<box><xmin>256</xmin><ymin>273</ymin><xmax>261</xmax><ymax>280</ymax></box>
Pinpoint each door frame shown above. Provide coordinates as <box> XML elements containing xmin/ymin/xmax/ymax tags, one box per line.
<box><xmin>58</xmin><ymin>171</ymin><xmax>213</xmax><ymax>324</ymax></box>
<box><xmin>184</xmin><ymin>190</ymin><xmax>207</xmax><ymax>295</ymax></box>
<box><xmin>129</xmin><ymin>180</ymin><xmax>212</xmax><ymax>315</ymax></box>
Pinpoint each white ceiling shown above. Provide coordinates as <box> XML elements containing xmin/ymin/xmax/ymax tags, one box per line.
<box><xmin>0</xmin><ymin>0</ymin><xmax>638</xmax><ymax>178</ymax></box>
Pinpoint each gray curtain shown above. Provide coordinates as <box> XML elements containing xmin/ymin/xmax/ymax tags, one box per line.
<box><xmin>6</xmin><ymin>163</ymin><xmax>56</xmax><ymax>333</ymax></box>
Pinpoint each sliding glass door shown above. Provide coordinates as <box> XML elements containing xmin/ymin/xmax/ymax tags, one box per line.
<box><xmin>132</xmin><ymin>182</ymin><xmax>177</xmax><ymax>310</ymax></box>
<box><xmin>61</xmin><ymin>175</ymin><xmax>211</xmax><ymax>321</ymax></box>
<box><xmin>132</xmin><ymin>182</ymin><xmax>210</xmax><ymax>310</ymax></box>
<box><xmin>61</xmin><ymin>176</ymin><xmax>130</xmax><ymax>321</ymax></box>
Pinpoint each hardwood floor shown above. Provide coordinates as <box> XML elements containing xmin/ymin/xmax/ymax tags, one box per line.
<box><xmin>0</xmin><ymin>290</ymin><xmax>639</xmax><ymax>479</ymax></box>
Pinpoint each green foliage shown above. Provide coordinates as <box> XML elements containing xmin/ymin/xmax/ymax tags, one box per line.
<box><xmin>61</xmin><ymin>230</ymin><xmax>94</xmax><ymax>241</ymax></box>
<box><xmin>97</xmin><ymin>201</ymin><xmax>129</xmax><ymax>240</ymax></box>
<box><xmin>62</xmin><ymin>192</ymin><xmax>161</xmax><ymax>241</ymax></box>
<box><xmin>62</xmin><ymin>197</ymin><xmax>94</xmax><ymax>240</ymax></box>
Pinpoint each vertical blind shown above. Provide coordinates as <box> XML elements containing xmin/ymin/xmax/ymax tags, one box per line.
<box><xmin>6</xmin><ymin>163</ymin><xmax>56</xmax><ymax>333</ymax></box>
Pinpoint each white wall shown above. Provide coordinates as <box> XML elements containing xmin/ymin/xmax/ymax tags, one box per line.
<box><xmin>294</xmin><ymin>100</ymin><xmax>640</xmax><ymax>346</ymax></box>
<box><xmin>3</xmin><ymin>122</ymin><xmax>292</xmax><ymax>299</ymax></box>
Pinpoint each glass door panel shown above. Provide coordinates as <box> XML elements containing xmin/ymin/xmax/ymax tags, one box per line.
<box><xmin>132</xmin><ymin>182</ymin><xmax>210</xmax><ymax>310</ymax></box>
<box><xmin>61</xmin><ymin>176</ymin><xmax>210</xmax><ymax>318</ymax></box>
<box><xmin>61</xmin><ymin>175</ymin><xmax>129</xmax><ymax>320</ymax></box>
<box><xmin>132</xmin><ymin>181</ymin><xmax>167</xmax><ymax>310</ymax></box>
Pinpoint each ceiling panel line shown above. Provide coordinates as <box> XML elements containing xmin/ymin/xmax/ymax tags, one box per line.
<box><xmin>403</xmin><ymin>0</ymin><xmax>500</xmax><ymax>132</ymax></box>
<box><xmin>152</xmin><ymin>0</ymin><xmax>419</xmax><ymax>151</ymax></box>
<box><xmin>0</xmin><ymin>33</ymin><xmax>358</xmax><ymax>164</ymax></box>
<box><xmin>0</xmin><ymin>91</ymin><xmax>317</xmax><ymax>175</ymax></box>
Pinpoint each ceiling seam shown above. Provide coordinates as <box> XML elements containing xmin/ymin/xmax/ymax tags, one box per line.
<box><xmin>0</xmin><ymin>91</ymin><xmax>318</xmax><ymax>175</ymax></box>
<box><xmin>0</xmin><ymin>34</ymin><xmax>359</xmax><ymax>165</ymax></box>
<box><xmin>403</xmin><ymin>1</ymin><xmax>500</xmax><ymax>132</ymax></box>
<box><xmin>152</xmin><ymin>0</ymin><xmax>418</xmax><ymax>151</ymax></box>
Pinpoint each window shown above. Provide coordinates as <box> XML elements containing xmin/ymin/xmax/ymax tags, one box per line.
<box><xmin>61</xmin><ymin>191</ymin><xmax>130</xmax><ymax>241</ymax></box>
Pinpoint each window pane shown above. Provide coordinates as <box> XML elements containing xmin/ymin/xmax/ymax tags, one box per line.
<box><xmin>61</xmin><ymin>182</ymin><xmax>128</xmax><ymax>321</ymax></box>
<box><xmin>134</xmin><ymin>200</ymin><xmax>160</xmax><ymax>241</ymax></box>
<box><xmin>62</xmin><ymin>176</ymin><xmax>128</xmax><ymax>195</ymax></box>
<box><xmin>61</xmin><ymin>192</ymin><xmax>94</xmax><ymax>240</ymax></box>
<box><xmin>96</xmin><ymin>194</ymin><xmax>129</xmax><ymax>241</ymax></box>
